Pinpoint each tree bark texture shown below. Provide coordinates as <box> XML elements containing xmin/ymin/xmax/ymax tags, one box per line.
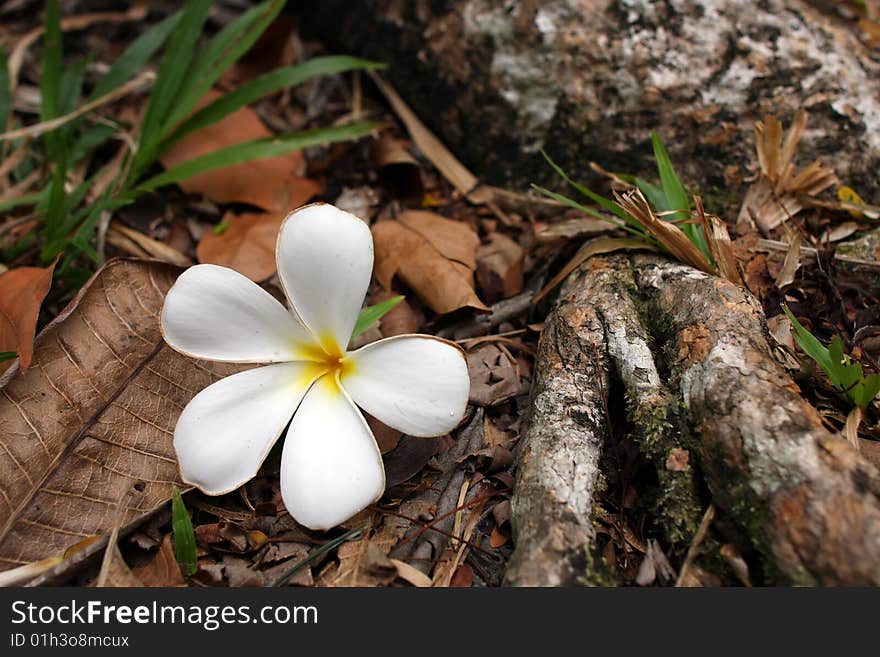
<box><xmin>298</xmin><ymin>0</ymin><xmax>880</xmax><ymax>202</ymax></box>
<box><xmin>507</xmin><ymin>253</ymin><xmax>880</xmax><ymax>585</ymax></box>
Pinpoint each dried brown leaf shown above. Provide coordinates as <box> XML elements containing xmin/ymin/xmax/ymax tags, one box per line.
<box><xmin>159</xmin><ymin>90</ymin><xmax>309</xmax><ymax>212</ymax></box>
<box><xmin>0</xmin><ymin>261</ymin><xmax>55</xmax><ymax>372</ymax></box>
<box><xmin>196</xmin><ymin>206</ymin><xmax>312</xmax><ymax>282</ymax></box>
<box><xmin>467</xmin><ymin>344</ymin><xmax>520</xmax><ymax>406</ymax></box>
<box><xmin>616</xmin><ymin>189</ymin><xmax>714</xmax><ymax>274</ymax></box>
<box><xmin>0</xmin><ymin>259</ymin><xmax>243</xmax><ymax>571</ymax></box>
<box><xmin>476</xmin><ymin>233</ymin><xmax>524</xmax><ymax>303</ymax></box>
<box><xmin>132</xmin><ymin>535</ymin><xmax>185</xmax><ymax>587</ymax></box>
<box><xmin>372</xmin><ymin>218</ymin><xmax>488</xmax><ymax>314</ymax></box>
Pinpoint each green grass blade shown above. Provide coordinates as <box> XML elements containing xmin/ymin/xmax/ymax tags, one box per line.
<box><xmin>43</xmin><ymin>164</ymin><xmax>67</xmax><ymax>245</ymax></box>
<box><xmin>171</xmin><ymin>487</ymin><xmax>198</xmax><ymax>577</ymax></box>
<box><xmin>59</xmin><ymin>58</ymin><xmax>87</xmax><ymax>116</ymax></box>
<box><xmin>70</xmin><ymin>122</ymin><xmax>117</xmax><ymax>164</ymax></box>
<box><xmin>0</xmin><ymin>49</ymin><xmax>10</xmax><ymax>130</ymax></box>
<box><xmin>40</xmin><ymin>0</ymin><xmax>62</xmax><ymax>123</ymax></box>
<box><xmin>0</xmin><ymin>352</ymin><xmax>16</xmax><ymax>363</ymax></box>
<box><xmin>539</xmin><ymin>149</ymin><xmax>637</xmax><ymax>225</ymax></box>
<box><xmin>272</xmin><ymin>521</ymin><xmax>369</xmax><ymax>587</ymax></box>
<box><xmin>88</xmin><ymin>10</ymin><xmax>182</xmax><ymax>101</ymax></box>
<box><xmin>651</xmin><ymin>131</ymin><xmax>689</xmax><ymax>219</ymax></box>
<box><xmin>161</xmin><ymin>56</ymin><xmax>384</xmax><ymax>151</ymax></box>
<box><xmin>162</xmin><ymin>0</ymin><xmax>284</xmax><ymax>134</ymax></box>
<box><xmin>651</xmin><ymin>130</ymin><xmax>713</xmax><ymax>261</ymax></box>
<box><xmin>0</xmin><ymin>192</ymin><xmax>41</xmax><ymax>213</ymax></box>
<box><xmin>352</xmin><ymin>295</ymin><xmax>404</xmax><ymax>339</ymax></box>
<box><xmin>133</xmin><ymin>0</ymin><xmax>212</xmax><ymax>174</ymax></box>
<box><xmin>782</xmin><ymin>306</ymin><xmax>835</xmax><ymax>375</ymax></box>
<box><xmin>133</xmin><ymin>121</ymin><xmax>379</xmax><ymax>194</ymax></box>
<box><xmin>40</xmin><ymin>0</ymin><xmax>65</xmax><ymax>165</ymax></box>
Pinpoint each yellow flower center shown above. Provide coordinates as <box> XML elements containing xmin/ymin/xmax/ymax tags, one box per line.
<box><xmin>298</xmin><ymin>333</ymin><xmax>355</xmax><ymax>390</ymax></box>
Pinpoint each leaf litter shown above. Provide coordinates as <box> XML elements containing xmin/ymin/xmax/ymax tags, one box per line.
<box><xmin>2</xmin><ymin>3</ymin><xmax>879</xmax><ymax>589</ymax></box>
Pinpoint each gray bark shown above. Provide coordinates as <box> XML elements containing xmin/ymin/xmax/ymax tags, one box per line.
<box><xmin>298</xmin><ymin>0</ymin><xmax>880</xmax><ymax>204</ymax></box>
<box><xmin>509</xmin><ymin>253</ymin><xmax>880</xmax><ymax>585</ymax></box>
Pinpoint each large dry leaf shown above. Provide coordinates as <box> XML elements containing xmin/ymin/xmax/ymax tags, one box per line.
<box><xmin>0</xmin><ymin>259</ymin><xmax>241</xmax><ymax>571</ymax></box>
<box><xmin>372</xmin><ymin>212</ymin><xmax>488</xmax><ymax>314</ymax></box>
<box><xmin>159</xmin><ymin>89</ymin><xmax>310</xmax><ymax>212</ymax></box>
<box><xmin>0</xmin><ymin>262</ymin><xmax>55</xmax><ymax>373</ymax></box>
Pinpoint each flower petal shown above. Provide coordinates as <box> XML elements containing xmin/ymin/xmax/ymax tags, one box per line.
<box><xmin>162</xmin><ymin>264</ymin><xmax>312</xmax><ymax>363</ymax></box>
<box><xmin>280</xmin><ymin>375</ymin><xmax>385</xmax><ymax>530</ymax></box>
<box><xmin>276</xmin><ymin>203</ymin><xmax>373</xmax><ymax>355</ymax></box>
<box><xmin>342</xmin><ymin>335</ymin><xmax>469</xmax><ymax>436</ymax></box>
<box><xmin>174</xmin><ymin>362</ymin><xmax>321</xmax><ymax>495</ymax></box>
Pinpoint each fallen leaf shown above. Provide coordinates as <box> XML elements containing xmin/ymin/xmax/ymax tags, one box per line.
<box><xmin>390</xmin><ymin>558</ymin><xmax>432</xmax><ymax>587</ymax></box>
<box><xmin>373</xmin><ymin>135</ymin><xmax>423</xmax><ymax>198</ymax></box>
<box><xmin>372</xmin><ymin>214</ymin><xmax>488</xmax><ymax>314</ymax></box>
<box><xmin>0</xmin><ymin>261</ymin><xmax>55</xmax><ymax>372</ymax></box>
<box><xmin>132</xmin><ymin>535</ymin><xmax>185</xmax><ymax>587</ymax></box>
<box><xmin>476</xmin><ymin>232</ymin><xmax>524</xmax><ymax>303</ymax></box>
<box><xmin>196</xmin><ymin>202</ymin><xmax>315</xmax><ymax>282</ymax></box>
<box><xmin>159</xmin><ymin>89</ymin><xmax>312</xmax><ymax>212</ymax></box>
<box><xmin>372</xmin><ymin>288</ymin><xmax>422</xmax><ymax>337</ymax></box>
<box><xmin>467</xmin><ymin>344</ymin><xmax>520</xmax><ymax>406</ymax></box>
<box><xmin>107</xmin><ymin>222</ymin><xmax>192</xmax><ymax>267</ymax></box>
<box><xmin>0</xmin><ymin>259</ymin><xmax>244</xmax><ymax>571</ymax></box>
<box><xmin>97</xmin><ymin>545</ymin><xmax>144</xmax><ymax>587</ymax></box>
<box><xmin>366</xmin><ymin>413</ymin><xmax>403</xmax><ymax>454</ymax></box>
<box><xmin>382</xmin><ymin>435</ymin><xmax>445</xmax><ymax>488</ymax></box>
<box><xmin>449</xmin><ymin>563</ymin><xmax>474</xmax><ymax>587</ymax></box>
<box><xmin>489</xmin><ymin>526</ymin><xmax>510</xmax><ymax>548</ymax></box>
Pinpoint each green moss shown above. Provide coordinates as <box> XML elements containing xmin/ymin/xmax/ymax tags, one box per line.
<box><xmin>576</xmin><ymin>542</ymin><xmax>620</xmax><ymax>587</ymax></box>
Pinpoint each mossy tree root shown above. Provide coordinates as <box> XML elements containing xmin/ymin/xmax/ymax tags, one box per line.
<box><xmin>508</xmin><ymin>253</ymin><xmax>880</xmax><ymax>585</ymax></box>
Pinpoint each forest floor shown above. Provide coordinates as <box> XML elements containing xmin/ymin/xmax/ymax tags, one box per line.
<box><xmin>1</xmin><ymin>0</ymin><xmax>879</xmax><ymax>587</ymax></box>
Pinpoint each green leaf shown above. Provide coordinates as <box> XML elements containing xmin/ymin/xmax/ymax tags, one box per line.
<box><xmin>352</xmin><ymin>295</ymin><xmax>404</xmax><ymax>339</ymax></box>
<box><xmin>532</xmin><ymin>184</ymin><xmax>651</xmax><ymax>241</ymax></box>
<box><xmin>133</xmin><ymin>0</ymin><xmax>212</xmax><ymax>174</ymax></box>
<box><xmin>855</xmin><ymin>374</ymin><xmax>880</xmax><ymax>409</ymax></box>
<box><xmin>171</xmin><ymin>486</ymin><xmax>198</xmax><ymax>577</ymax></box>
<box><xmin>43</xmin><ymin>164</ymin><xmax>67</xmax><ymax>243</ymax></box>
<box><xmin>161</xmin><ymin>56</ymin><xmax>384</xmax><ymax>152</ymax></box>
<box><xmin>0</xmin><ymin>352</ymin><xmax>16</xmax><ymax>363</ymax></box>
<box><xmin>132</xmin><ymin>121</ymin><xmax>379</xmax><ymax>195</ymax></box>
<box><xmin>40</xmin><ymin>0</ymin><xmax>65</xmax><ymax>165</ymax></box>
<box><xmin>59</xmin><ymin>58</ymin><xmax>88</xmax><ymax>116</ymax></box>
<box><xmin>539</xmin><ymin>149</ymin><xmax>644</xmax><ymax>230</ymax></box>
<box><xmin>633</xmin><ymin>176</ymin><xmax>667</xmax><ymax>213</ymax></box>
<box><xmin>0</xmin><ymin>192</ymin><xmax>41</xmax><ymax>213</ymax></box>
<box><xmin>70</xmin><ymin>122</ymin><xmax>117</xmax><ymax>164</ymax></box>
<box><xmin>88</xmin><ymin>10</ymin><xmax>182</xmax><ymax>102</ymax></box>
<box><xmin>651</xmin><ymin>131</ymin><xmax>689</xmax><ymax>221</ymax></box>
<box><xmin>783</xmin><ymin>306</ymin><xmax>835</xmax><ymax>375</ymax></box>
<box><xmin>163</xmin><ymin>0</ymin><xmax>285</xmax><ymax>134</ymax></box>
<box><xmin>651</xmin><ymin>131</ymin><xmax>712</xmax><ymax>262</ymax></box>
<box><xmin>40</xmin><ymin>0</ymin><xmax>62</xmax><ymax>124</ymax></box>
<box><xmin>0</xmin><ymin>49</ymin><xmax>10</xmax><ymax>131</ymax></box>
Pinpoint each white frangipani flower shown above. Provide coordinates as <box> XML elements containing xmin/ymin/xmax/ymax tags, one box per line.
<box><xmin>161</xmin><ymin>203</ymin><xmax>470</xmax><ymax>530</ymax></box>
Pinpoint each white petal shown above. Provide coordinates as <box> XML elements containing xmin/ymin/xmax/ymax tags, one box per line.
<box><xmin>276</xmin><ymin>203</ymin><xmax>373</xmax><ymax>355</ymax></box>
<box><xmin>280</xmin><ymin>375</ymin><xmax>384</xmax><ymax>530</ymax></box>
<box><xmin>162</xmin><ymin>264</ymin><xmax>313</xmax><ymax>363</ymax></box>
<box><xmin>342</xmin><ymin>335</ymin><xmax>469</xmax><ymax>437</ymax></box>
<box><xmin>174</xmin><ymin>362</ymin><xmax>321</xmax><ymax>495</ymax></box>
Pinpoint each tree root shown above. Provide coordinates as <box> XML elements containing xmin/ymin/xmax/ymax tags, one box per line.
<box><xmin>508</xmin><ymin>253</ymin><xmax>880</xmax><ymax>585</ymax></box>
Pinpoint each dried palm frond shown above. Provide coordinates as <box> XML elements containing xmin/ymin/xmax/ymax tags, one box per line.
<box><xmin>737</xmin><ymin>109</ymin><xmax>838</xmax><ymax>234</ymax></box>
